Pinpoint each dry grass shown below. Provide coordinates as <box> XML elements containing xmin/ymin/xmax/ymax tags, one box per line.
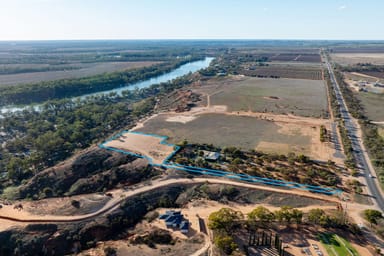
<box><xmin>193</xmin><ymin>76</ymin><xmax>328</xmax><ymax>118</ymax></box>
<box><xmin>332</xmin><ymin>53</ymin><xmax>384</xmax><ymax>65</ymax></box>
<box><xmin>356</xmin><ymin>92</ymin><xmax>384</xmax><ymax>121</ymax></box>
<box><xmin>135</xmin><ymin>113</ymin><xmax>336</xmax><ymax>162</ymax></box>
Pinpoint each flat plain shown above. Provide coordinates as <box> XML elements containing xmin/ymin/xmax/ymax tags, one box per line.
<box><xmin>194</xmin><ymin>76</ymin><xmax>328</xmax><ymax>118</ymax></box>
<box><xmin>135</xmin><ymin>113</ymin><xmax>335</xmax><ymax>161</ymax></box>
<box><xmin>331</xmin><ymin>53</ymin><xmax>384</xmax><ymax>65</ymax></box>
<box><xmin>0</xmin><ymin>61</ymin><xmax>159</xmax><ymax>86</ymax></box>
<box><xmin>356</xmin><ymin>92</ymin><xmax>384</xmax><ymax>121</ymax></box>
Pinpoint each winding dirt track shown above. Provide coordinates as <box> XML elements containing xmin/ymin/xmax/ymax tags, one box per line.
<box><xmin>0</xmin><ymin>177</ymin><xmax>341</xmax><ymax>224</ymax></box>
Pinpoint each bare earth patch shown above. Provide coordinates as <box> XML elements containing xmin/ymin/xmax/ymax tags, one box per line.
<box><xmin>165</xmin><ymin>115</ymin><xmax>197</xmax><ymax>124</ymax></box>
<box><xmin>104</xmin><ymin>132</ymin><xmax>175</xmax><ymax>165</ymax></box>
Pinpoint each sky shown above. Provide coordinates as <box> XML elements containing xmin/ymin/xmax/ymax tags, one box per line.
<box><xmin>0</xmin><ymin>0</ymin><xmax>383</xmax><ymax>41</ymax></box>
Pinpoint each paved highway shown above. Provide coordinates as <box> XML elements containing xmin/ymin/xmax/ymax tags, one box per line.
<box><xmin>324</xmin><ymin>55</ymin><xmax>384</xmax><ymax>211</ymax></box>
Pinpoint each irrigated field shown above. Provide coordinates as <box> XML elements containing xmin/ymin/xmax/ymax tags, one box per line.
<box><xmin>135</xmin><ymin>113</ymin><xmax>336</xmax><ymax>161</ymax></box>
<box><xmin>0</xmin><ymin>61</ymin><xmax>160</xmax><ymax>86</ymax></box>
<box><xmin>195</xmin><ymin>77</ymin><xmax>328</xmax><ymax>118</ymax></box>
<box><xmin>318</xmin><ymin>233</ymin><xmax>359</xmax><ymax>256</ymax></box>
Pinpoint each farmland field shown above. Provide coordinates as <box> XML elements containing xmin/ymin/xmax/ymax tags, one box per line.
<box><xmin>135</xmin><ymin>113</ymin><xmax>335</xmax><ymax>160</ymax></box>
<box><xmin>343</xmin><ymin>72</ymin><xmax>384</xmax><ymax>84</ymax></box>
<box><xmin>269</xmin><ymin>53</ymin><xmax>321</xmax><ymax>62</ymax></box>
<box><xmin>196</xmin><ymin>77</ymin><xmax>328</xmax><ymax>118</ymax></box>
<box><xmin>356</xmin><ymin>92</ymin><xmax>384</xmax><ymax>121</ymax></box>
<box><xmin>0</xmin><ymin>61</ymin><xmax>160</xmax><ymax>86</ymax></box>
<box><xmin>359</xmin><ymin>71</ymin><xmax>384</xmax><ymax>79</ymax></box>
<box><xmin>331</xmin><ymin>53</ymin><xmax>384</xmax><ymax>65</ymax></box>
<box><xmin>242</xmin><ymin>64</ymin><xmax>323</xmax><ymax>80</ymax></box>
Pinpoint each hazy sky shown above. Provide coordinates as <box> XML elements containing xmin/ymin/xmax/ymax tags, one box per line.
<box><xmin>1</xmin><ymin>0</ymin><xmax>383</xmax><ymax>40</ymax></box>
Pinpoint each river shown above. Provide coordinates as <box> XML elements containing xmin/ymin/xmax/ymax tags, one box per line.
<box><xmin>1</xmin><ymin>57</ymin><xmax>214</xmax><ymax>114</ymax></box>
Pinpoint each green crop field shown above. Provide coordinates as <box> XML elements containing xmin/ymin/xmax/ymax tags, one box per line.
<box><xmin>206</xmin><ymin>77</ymin><xmax>328</xmax><ymax>118</ymax></box>
<box><xmin>318</xmin><ymin>233</ymin><xmax>359</xmax><ymax>256</ymax></box>
<box><xmin>136</xmin><ymin>113</ymin><xmax>312</xmax><ymax>155</ymax></box>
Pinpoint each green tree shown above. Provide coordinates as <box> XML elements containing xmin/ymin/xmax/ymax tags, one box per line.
<box><xmin>307</xmin><ymin>208</ymin><xmax>325</xmax><ymax>225</ymax></box>
<box><xmin>274</xmin><ymin>206</ymin><xmax>294</xmax><ymax>224</ymax></box>
<box><xmin>214</xmin><ymin>235</ymin><xmax>237</xmax><ymax>255</ymax></box>
<box><xmin>247</xmin><ymin>206</ymin><xmax>274</xmax><ymax>228</ymax></box>
<box><xmin>6</xmin><ymin>157</ymin><xmax>26</xmax><ymax>181</ymax></box>
<box><xmin>291</xmin><ymin>209</ymin><xmax>303</xmax><ymax>224</ymax></box>
<box><xmin>364</xmin><ymin>209</ymin><xmax>383</xmax><ymax>227</ymax></box>
<box><xmin>208</xmin><ymin>208</ymin><xmax>244</xmax><ymax>233</ymax></box>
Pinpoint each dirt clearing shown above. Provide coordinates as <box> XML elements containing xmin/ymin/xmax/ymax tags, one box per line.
<box><xmin>103</xmin><ymin>132</ymin><xmax>175</xmax><ymax>165</ymax></box>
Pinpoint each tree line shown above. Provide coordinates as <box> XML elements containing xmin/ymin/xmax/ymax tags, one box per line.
<box><xmin>208</xmin><ymin>206</ymin><xmax>355</xmax><ymax>255</ymax></box>
<box><xmin>0</xmin><ymin>56</ymin><xmax>202</xmax><ymax>106</ymax></box>
<box><xmin>0</xmin><ymin>73</ymin><xmax>197</xmax><ymax>188</ymax></box>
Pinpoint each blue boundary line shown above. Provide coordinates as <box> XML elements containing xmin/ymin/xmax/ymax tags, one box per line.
<box><xmin>99</xmin><ymin>131</ymin><xmax>342</xmax><ymax>196</ymax></box>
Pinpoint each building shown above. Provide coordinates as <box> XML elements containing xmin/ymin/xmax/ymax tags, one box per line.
<box><xmin>180</xmin><ymin>221</ymin><xmax>189</xmax><ymax>234</ymax></box>
<box><xmin>203</xmin><ymin>150</ymin><xmax>220</xmax><ymax>161</ymax></box>
<box><xmin>159</xmin><ymin>210</ymin><xmax>190</xmax><ymax>233</ymax></box>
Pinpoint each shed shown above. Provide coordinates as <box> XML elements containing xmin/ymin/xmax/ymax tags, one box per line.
<box><xmin>203</xmin><ymin>151</ymin><xmax>220</xmax><ymax>161</ymax></box>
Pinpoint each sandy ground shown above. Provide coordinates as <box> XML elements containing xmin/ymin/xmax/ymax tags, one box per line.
<box><xmin>104</xmin><ymin>132</ymin><xmax>175</xmax><ymax>165</ymax></box>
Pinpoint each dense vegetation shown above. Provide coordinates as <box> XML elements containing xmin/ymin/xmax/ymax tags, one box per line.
<box><xmin>0</xmin><ymin>73</ymin><xmax>196</xmax><ymax>189</ymax></box>
<box><xmin>172</xmin><ymin>144</ymin><xmax>342</xmax><ymax>188</ymax></box>
<box><xmin>340</xmin><ymin>63</ymin><xmax>384</xmax><ymax>73</ymax></box>
<box><xmin>0</xmin><ymin>57</ymin><xmax>202</xmax><ymax>106</ymax></box>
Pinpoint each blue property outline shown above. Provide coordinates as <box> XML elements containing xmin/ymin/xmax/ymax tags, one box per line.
<box><xmin>99</xmin><ymin>130</ymin><xmax>179</xmax><ymax>167</ymax></box>
<box><xmin>99</xmin><ymin>131</ymin><xmax>342</xmax><ymax>195</ymax></box>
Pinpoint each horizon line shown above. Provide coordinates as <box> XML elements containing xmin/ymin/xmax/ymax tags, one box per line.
<box><xmin>1</xmin><ymin>38</ymin><xmax>384</xmax><ymax>42</ymax></box>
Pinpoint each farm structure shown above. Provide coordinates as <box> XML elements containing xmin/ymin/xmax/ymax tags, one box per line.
<box><xmin>159</xmin><ymin>210</ymin><xmax>189</xmax><ymax>234</ymax></box>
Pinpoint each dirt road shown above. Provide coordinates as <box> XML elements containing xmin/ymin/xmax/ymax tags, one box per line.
<box><xmin>0</xmin><ymin>177</ymin><xmax>341</xmax><ymax>226</ymax></box>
